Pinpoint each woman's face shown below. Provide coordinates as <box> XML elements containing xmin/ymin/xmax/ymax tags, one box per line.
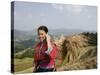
<box><xmin>38</xmin><ymin>30</ymin><xmax>47</xmax><ymax>42</ymax></box>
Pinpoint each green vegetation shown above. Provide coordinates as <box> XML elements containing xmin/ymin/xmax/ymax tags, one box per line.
<box><xmin>15</xmin><ymin>48</ymin><xmax>34</xmax><ymax>59</ymax></box>
<box><xmin>81</xmin><ymin>32</ymin><xmax>97</xmax><ymax>45</ymax></box>
<box><xmin>15</xmin><ymin>39</ymin><xmax>35</xmax><ymax>53</ymax></box>
<box><xmin>14</xmin><ymin>58</ymin><xmax>33</xmax><ymax>72</ymax></box>
<box><xmin>14</xmin><ymin>44</ymin><xmax>26</xmax><ymax>53</ymax></box>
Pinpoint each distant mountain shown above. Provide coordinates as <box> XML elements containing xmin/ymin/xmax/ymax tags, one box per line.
<box><xmin>13</xmin><ymin>29</ymin><xmax>96</xmax><ymax>53</ymax></box>
<box><xmin>14</xmin><ymin>28</ymin><xmax>96</xmax><ymax>41</ymax></box>
<box><xmin>49</xmin><ymin>28</ymin><xmax>96</xmax><ymax>35</ymax></box>
<box><xmin>13</xmin><ymin>29</ymin><xmax>37</xmax><ymax>53</ymax></box>
<box><xmin>14</xmin><ymin>29</ymin><xmax>36</xmax><ymax>41</ymax></box>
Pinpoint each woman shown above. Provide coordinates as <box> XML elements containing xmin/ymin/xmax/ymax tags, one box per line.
<box><xmin>33</xmin><ymin>25</ymin><xmax>58</xmax><ymax>72</ymax></box>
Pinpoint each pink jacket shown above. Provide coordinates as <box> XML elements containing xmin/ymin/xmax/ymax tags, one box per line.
<box><xmin>34</xmin><ymin>42</ymin><xmax>58</xmax><ymax>68</ymax></box>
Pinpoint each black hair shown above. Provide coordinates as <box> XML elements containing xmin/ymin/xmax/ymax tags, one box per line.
<box><xmin>37</xmin><ymin>25</ymin><xmax>48</xmax><ymax>33</ymax></box>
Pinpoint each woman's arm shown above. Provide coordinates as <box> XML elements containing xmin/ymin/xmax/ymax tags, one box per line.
<box><xmin>45</xmin><ymin>34</ymin><xmax>58</xmax><ymax>59</ymax></box>
<box><xmin>45</xmin><ymin>34</ymin><xmax>53</xmax><ymax>54</ymax></box>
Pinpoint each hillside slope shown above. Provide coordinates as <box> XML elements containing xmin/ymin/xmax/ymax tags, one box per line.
<box><xmin>14</xmin><ymin>32</ymin><xmax>97</xmax><ymax>73</ymax></box>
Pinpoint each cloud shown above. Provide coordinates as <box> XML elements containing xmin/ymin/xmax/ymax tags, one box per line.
<box><xmin>65</xmin><ymin>5</ymin><xmax>84</xmax><ymax>14</ymax></box>
<box><xmin>51</xmin><ymin>4</ymin><xmax>85</xmax><ymax>14</ymax></box>
<box><xmin>51</xmin><ymin>4</ymin><xmax>64</xmax><ymax>12</ymax></box>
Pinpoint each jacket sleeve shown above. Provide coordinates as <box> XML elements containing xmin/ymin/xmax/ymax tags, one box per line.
<box><xmin>34</xmin><ymin>44</ymin><xmax>39</xmax><ymax>64</ymax></box>
<box><xmin>34</xmin><ymin>49</ymin><xmax>37</xmax><ymax>64</ymax></box>
<box><xmin>49</xmin><ymin>45</ymin><xmax>58</xmax><ymax>59</ymax></box>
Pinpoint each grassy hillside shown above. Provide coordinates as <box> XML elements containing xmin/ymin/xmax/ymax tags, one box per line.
<box><xmin>13</xmin><ymin>48</ymin><xmax>34</xmax><ymax>73</ymax></box>
<box><xmin>15</xmin><ymin>48</ymin><xmax>34</xmax><ymax>59</ymax></box>
<box><xmin>14</xmin><ymin>58</ymin><xmax>33</xmax><ymax>72</ymax></box>
<box><xmin>13</xmin><ymin>32</ymin><xmax>97</xmax><ymax>73</ymax></box>
<box><xmin>14</xmin><ymin>39</ymin><xmax>36</xmax><ymax>53</ymax></box>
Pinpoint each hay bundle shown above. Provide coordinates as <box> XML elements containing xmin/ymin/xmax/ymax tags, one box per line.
<box><xmin>55</xmin><ymin>33</ymin><xmax>97</xmax><ymax>70</ymax></box>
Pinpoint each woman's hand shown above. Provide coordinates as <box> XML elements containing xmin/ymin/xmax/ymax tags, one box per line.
<box><xmin>33</xmin><ymin>63</ymin><xmax>39</xmax><ymax>72</ymax></box>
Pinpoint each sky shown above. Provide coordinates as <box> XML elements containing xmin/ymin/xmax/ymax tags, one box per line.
<box><xmin>13</xmin><ymin>1</ymin><xmax>97</xmax><ymax>31</ymax></box>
